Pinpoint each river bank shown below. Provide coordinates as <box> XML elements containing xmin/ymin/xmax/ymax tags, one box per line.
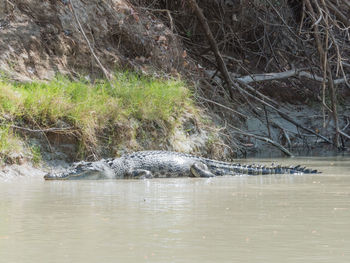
<box><xmin>0</xmin><ymin>72</ymin><xmax>230</xmax><ymax>177</ymax></box>
<box><xmin>1</xmin><ymin>0</ymin><xmax>349</xmax><ymax>175</ymax></box>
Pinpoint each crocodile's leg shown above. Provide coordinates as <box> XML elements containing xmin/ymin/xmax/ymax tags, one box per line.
<box><xmin>128</xmin><ymin>169</ymin><xmax>154</xmax><ymax>179</ymax></box>
<box><xmin>190</xmin><ymin>162</ymin><xmax>216</xmax><ymax>178</ymax></box>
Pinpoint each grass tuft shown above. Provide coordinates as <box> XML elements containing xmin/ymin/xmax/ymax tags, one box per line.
<box><xmin>0</xmin><ymin>126</ymin><xmax>23</xmax><ymax>161</ymax></box>
<box><xmin>0</xmin><ymin>71</ymin><xmax>196</xmax><ymax>160</ymax></box>
<box><xmin>30</xmin><ymin>145</ymin><xmax>42</xmax><ymax>165</ymax></box>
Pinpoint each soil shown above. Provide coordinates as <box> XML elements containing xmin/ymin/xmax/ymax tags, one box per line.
<box><xmin>0</xmin><ymin>0</ymin><xmax>186</xmax><ymax>81</ymax></box>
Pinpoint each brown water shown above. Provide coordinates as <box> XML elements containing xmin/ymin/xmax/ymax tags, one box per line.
<box><xmin>1</xmin><ymin>156</ymin><xmax>350</xmax><ymax>263</ymax></box>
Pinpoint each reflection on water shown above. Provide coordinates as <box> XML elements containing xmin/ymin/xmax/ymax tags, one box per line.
<box><xmin>0</xmin><ymin>157</ymin><xmax>350</xmax><ymax>263</ymax></box>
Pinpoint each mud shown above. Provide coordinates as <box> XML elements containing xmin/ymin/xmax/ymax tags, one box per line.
<box><xmin>0</xmin><ymin>0</ymin><xmax>186</xmax><ymax>81</ymax></box>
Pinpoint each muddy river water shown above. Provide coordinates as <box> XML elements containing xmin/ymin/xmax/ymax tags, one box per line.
<box><xmin>1</xmin><ymin>156</ymin><xmax>350</xmax><ymax>262</ymax></box>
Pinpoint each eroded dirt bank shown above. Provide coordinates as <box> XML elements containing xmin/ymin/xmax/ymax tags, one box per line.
<box><xmin>0</xmin><ymin>0</ymin><xmax>227</xmax><ymax>176</ymax></box>
<box><xmin>1</xmin><ymin>0</ymin><xmax>349</xmax><ymax>176</ymax></box>
<box><xmin>0</xmin><ymin>0</ymin><xmax>188</xmax><ymax>80</ymax></box>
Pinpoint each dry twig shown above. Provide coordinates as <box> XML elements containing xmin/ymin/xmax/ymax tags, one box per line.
<box><xmin>68</xmin><ymin>0</ymin><xmax>115</xmax><ymax>87</ymax></box>
<box><xmin>228</xmin><ymin>124</ymin><xmax>294</xmax><ymax>157</ymax></box>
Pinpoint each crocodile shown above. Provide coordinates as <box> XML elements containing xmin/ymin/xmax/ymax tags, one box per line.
<box><xmin>44</xmin><ymin>151</ymin><xmax>318</xmax><ymax>180</ymax></box>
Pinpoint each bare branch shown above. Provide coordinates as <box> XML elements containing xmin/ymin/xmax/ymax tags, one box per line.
<box><xmin>235</xmin><ymin>69</ymin><xmax>348</xmax><ymax>85</ymax></box>
<box><xmin>197</xmin><ymin>95</ymin><xmax>247</xmax><ymax>120</ymax></box>
<box><xmin>339</xmin><ymin>130</ymin><xmax>350</xmax><ymax>140</ymax></box>
<box><xmin>228</xmin><ymin>124</ymin><xmax>294</xmax><ymax>157</ymax></box>
<box><xmin>4</xmin><ymin>124</ymin><xmax>75</xmax><ymax>133</ymax></box>
<box><xmin>68</xmin><ymin>0</ymin><xmax>115</xmax><ymax>87</ymax></box>
<box><xmin>326</xmin><ymin>1</ymin><xmax>350</xmax><ymax>28</ymax></box>
<box><xmin>188</xmin><ymin>0</ymin><xmax>235</xmax><ymax>99</ymax></box>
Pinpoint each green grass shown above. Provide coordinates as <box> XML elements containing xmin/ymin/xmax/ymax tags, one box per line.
<box><xmin>30</xmin><ymin>145</ymin><xmax>42</xmax><ymax>165</ymax></box>
<box><xmin>0</xmin><ymin>71</ymin><xmax>196</xmax><ymax>160</ymax></box>
<box><xmin>0</xmin><ymin>126</ymin><xmax>22</xmax><ymax>161</ymax></box>
<box><xmin>0</xmin><ymin>126</ymin><xmax>11</xmax><ymax>155</ymax></box>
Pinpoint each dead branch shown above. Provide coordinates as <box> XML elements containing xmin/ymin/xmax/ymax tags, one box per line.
<box><xmin>197</xmin><ymin>95</ymin><xmax>247</xmax><ymax>120</ymax></box>
<box><xmin>305</xmin><ymin>0</ymin><xmax>341</xmax><ymax>147</ymax></box>
<box><xmin>339</xmin><ymin>129</ymin><xmax>350</xmax><ymax>140</ymax></box>
<box><xmin>235</xmin><ymin>69</ymin><xmax>348</xmax><ymax>85</ymax></box>
<box><xmin>68</xmin><ymin>0</ymin><xmax>115</xmax><ymax>87</ymax></box>
<box><xmin>191</xmin><ymin>0</ymin><xmax>334</xmax><ymax>146</ymax></box>
<box><xmin>228</xmin><ymin>124</ymin><xmax>294</xmax><ymax>157</ymax></box>
<box><xmin>241</xmin><ymin>86</ymin><xmax>333</xmax><ymax>147</ymax></box>
<box><xmin>326</xmin><ymin>1</ymin><xmax>350</xmax><ymax>28</ymax></box>
<box><xmin>188</xmin><ymin>2</ymin><xmax>302</xmax><ymax>121</ymax></box>
<box><xmin>8</xmin><ymin>124</ymin><xmax>75</xmax><ymax>133</ymax></box>
<box><xmin>188</xmin><ymin>0</ymin><xmax>235</xmax><ymax>99</ymax></box>
<box><xmin>270</xmin><ymin>121</ymin><xmax>293</xmax><ymax>148</ymax></box>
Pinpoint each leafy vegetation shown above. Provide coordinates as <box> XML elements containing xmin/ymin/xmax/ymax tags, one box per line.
<box><xmin>0</xmin><ymin>72</ymin><xmax>196</xmax><ymax>161</ymax></box>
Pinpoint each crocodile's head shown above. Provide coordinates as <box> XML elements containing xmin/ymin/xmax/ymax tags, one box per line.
<box><xmin>44</xmin><ymin>161</ymin><xmax>114</xmax><ymax>180</ymax></box>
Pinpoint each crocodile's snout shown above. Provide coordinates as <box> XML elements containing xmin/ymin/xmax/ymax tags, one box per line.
<box><xmin>44</xmin><ymin>172</ymin><xmax>69</xmax><ymax>180</ymax></box>
<box><xmin>44</xmin><ymin>165</ymin><xmax>113</xmax><ymax>180</ymax></box>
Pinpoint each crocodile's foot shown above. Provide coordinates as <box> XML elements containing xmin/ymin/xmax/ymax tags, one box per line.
<box><xmin>190</xmin><ymin>162</ymin><xmax>216</xmax><ymax>178</ymax></box>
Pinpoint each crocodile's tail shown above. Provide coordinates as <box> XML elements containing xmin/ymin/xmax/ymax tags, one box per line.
<box><xmin>204</xmin><ymin>160</ymin><xmax>318</xmax><ymax>176</ymax></box>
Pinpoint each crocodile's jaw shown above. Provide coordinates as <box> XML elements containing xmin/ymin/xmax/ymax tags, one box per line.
<box><xmin>44</xmin><ymin>170</ymin><xmax>107</xmax><ymax>180</ymax></box>
<box><xmin>44</xmin><ymin>173</ymin><xmax>67</xmax><ymax>180</ymax></box>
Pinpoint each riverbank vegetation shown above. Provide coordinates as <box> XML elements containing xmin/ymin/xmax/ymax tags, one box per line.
<box><xmin>0</xmin><ymin>72</ymin><xmax>200</xmax><ymax>163</ymax></box>
<box><xmin>0</xmin><ymin>0</ymin><xmax>349</xmax><ymax>165</ymax></box>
